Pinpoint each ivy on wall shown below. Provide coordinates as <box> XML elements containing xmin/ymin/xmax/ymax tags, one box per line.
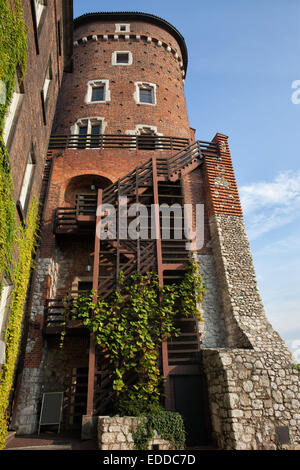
<box><xmin>131</xmin><ymin>410</ymin><xmax>186</xmax><ymax>450</ymax></box>
<box><xmin>0</xmin><ymin>200</ymin><xmax>39</xmax><ymax>448</ymax></box>
<box><xmin>0</xmin><ymin>0</ymin><xmax>39</xmax><ymax>449</ymax></box>
<box><xmin>61</xmin><ymin>258</ymin><xmax>205</xmax><ymax>414</ymax></box>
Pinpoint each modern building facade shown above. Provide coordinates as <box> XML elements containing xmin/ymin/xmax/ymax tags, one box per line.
<box><xmin>7</xmin><ymin>11</ymin><xmax>300</xmax><ymax>450</ymax></box>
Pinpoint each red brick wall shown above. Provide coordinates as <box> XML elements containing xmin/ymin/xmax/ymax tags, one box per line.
<box><xmin>182</xmin><ymin>168</ymin><xmax>213</xmax><ymax>255</ymax></box>
<box><xmin>8</xmin><ymin>1</ymin><xmax>66</xmax><ymax>218</ymax></box>
<box><xmin>203</xmin><ymin>133</ymin><xmax>243</xmax><ymax>218</ymax></box>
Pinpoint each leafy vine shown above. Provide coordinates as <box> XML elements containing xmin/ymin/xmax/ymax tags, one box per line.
<box><xmin>61</xmin><ymin>258</ymin><xmax>205</xmax><ymax>413</ymax></box>
<box><xmin>0</xmin><ymin>0</ymin><xmax>39</xmax><ymax>450</ymax></box>
<box><xmin>0</xmin><ymin>200</ymin><xmax>39</xmax><ymax>448</ymax></box>
<box><xmin>131</xmin><ymin>410</ymin><xmax>186</xmax><ymax>450</ymax></box>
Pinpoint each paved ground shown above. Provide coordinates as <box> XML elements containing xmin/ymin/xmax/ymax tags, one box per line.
<box><xmin>4</xmin><ymin>431</ymin><xmax>98</xmax><ymax>451</ymax></box>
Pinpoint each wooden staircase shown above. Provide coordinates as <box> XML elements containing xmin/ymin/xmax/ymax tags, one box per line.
<box><xmin>87</xmin><ymin>140</ymin><xmax>219</xmax><ymax>415</ymax></box>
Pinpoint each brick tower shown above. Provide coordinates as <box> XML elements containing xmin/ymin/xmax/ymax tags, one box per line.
<box><xmin>13</xmin><ymin>12</ymin><xmax>300</xmax><ymax>450</ymax></box>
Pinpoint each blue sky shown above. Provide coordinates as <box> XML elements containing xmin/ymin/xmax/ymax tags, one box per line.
<box><xmin>74</xmin><ymin>1</ymin><xmax>300</xmax><ymax>354</ymax></box>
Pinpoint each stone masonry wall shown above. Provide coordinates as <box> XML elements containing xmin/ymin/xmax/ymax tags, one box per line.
<box><xmin>12</xmin><ymin>256</ymin><xmax>58</xmax><ymax>433</ymax></box>
<box><xmin>197</xmin><ymin>254</ymin><xmax>226</xmax><ymax>348</ymax></box>
<box><xmin>202</xmin><ymin>348</ymin><xmax>300</xmax><ymax>450</ymax></box>
<box><xmin>98</xmin><ymin>417</ymin><xmax>173</xmax><ymax>451</ymax></box>
<box><xmin>201</xmin><ymin>212</ymin><xmax>300</xmax><ymax>449</ymax></box>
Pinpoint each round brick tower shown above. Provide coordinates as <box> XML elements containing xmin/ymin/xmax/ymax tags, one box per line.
<box><xmin>13</xmin><ymin>11</ymin><xmax>300</xmax><ymax>451</ymax></box>
<box><xmin>53</xmin><ymin>12</ymin><xmax>191</xmax><ymax>143</ymax></box>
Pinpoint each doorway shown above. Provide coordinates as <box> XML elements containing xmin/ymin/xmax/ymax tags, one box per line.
<box><xmin>172</xmin><ymin>374</ymin><xmax>211</xmax><ymax>447</ymax></box>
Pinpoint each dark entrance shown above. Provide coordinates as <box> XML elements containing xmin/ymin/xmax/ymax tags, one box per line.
<box><xmin>173</xmin><ymin>375</ymin><xmax>211</xmax><ymax>447</ymax></box>
<box><xmin>64</xmin><ymin>367</ymin><xmax>88</xmax><ymax>429</ymax></box>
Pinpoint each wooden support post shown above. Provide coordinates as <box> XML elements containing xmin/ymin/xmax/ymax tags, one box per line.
<box><xmin>116</xmin><ymin>181</ymin><xmax>120</xmax><ymax>286</ymax></box>
<box><xmin>152</xmin><ymin>157</ymin><xmax>163</xmax><ymax>283</ymax></box>
<box><xmin>152</xmin><ymin>157</ymin><xmax>172</xmax><ymax>410</ymax></box>
<box><xmin>136</xmin><ymin>166</ymin><xmax>140</xmax><ymax>271</ymax></box>
<box><xmin>86</xmin><ymin>188</ymin><xmax>102</xmax><ymax>416</ymax></box>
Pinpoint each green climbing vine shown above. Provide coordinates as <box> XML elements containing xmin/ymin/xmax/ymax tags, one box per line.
<box><xmin>0</xmin><ymin>0</ymin><xmax>28</xmax><ymax>292</ymax></box>
<box><xmin>0</xmin><ymin>200</ymin><xmax>39</xmax><ymax>449</ymax></box>
<box><xmin>61</xmin><ymin>258</ymin><xmax>205</xmax><ymax>413</ymax></box>
<box><xmin>0</xmin><ymin>0</ymin><xmax>40</xmax><ymax>450</ymax></box>
<box><xmin>131</xmin><ymin>410</ymin><xmax>186</xmax><ymax>450</ymax></box>
<box><xmin>0</xmin><ymin>0</ymin><xmax>27</xmax><ymax>132</ymax></box>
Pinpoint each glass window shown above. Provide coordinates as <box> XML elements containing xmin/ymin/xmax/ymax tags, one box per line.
<box><xmin>0</xmin><ymin>279</ymin><xmax>11</xmax><ymax>365</ymax></box>
<box><xmin>34</xmin><ymin>0</ymin><xmax>46</xmax><ymax>26</ymax></box>
<box><xmin>3</xmin><ymin>76</ymin><xmax>24</xmax><ymax>145</ymax></box>
<box><xmin>43</xmin><ymin>59</ymin><xmax>52</xmax><ymax>103</ymax></box>
<box><xmin>74</xmin><ymin>119</ymin><xmax>103</xmax><ymax>148</ymax></box>
<box><xmin>91</xmin><ymin>85</ymin><xmax>104</xmax><ymax>102</ymax></box>
<box><xmin>19</xmin><ymin>152</ymin><xmax>35</xmax><ymax>212</ymax></box>
<box><xmin>116</xmin><ymin>52</ymin><xmax>129</xmax><ymax>64</ymax></box>
<box><xmin>115</xmin><ymin>24</ymin><xmax>130</xmax><ymax>33</ymax></box>
<box><xmin>78</xmin><ymin>124</ymin><xmax>88</xmax><ymax>148</ymax></box>
<box><xmin>90</xmin><ymin>124</ymin><xmax>101</xmax><ymax>148</ymax></box>
<box><xmin>139</xmin><ymin>88</ymin><xmax>153</xmax><ymax>104</ymax></box>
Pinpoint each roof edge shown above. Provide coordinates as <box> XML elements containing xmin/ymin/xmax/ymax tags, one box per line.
<box><xmin>73</xmin><ymin>11</ymin><xmax>188</xmax><ymax>73</ymax></box>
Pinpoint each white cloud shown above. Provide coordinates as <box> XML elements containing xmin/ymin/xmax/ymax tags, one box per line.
<box><xmin>240</xmin><ymin>171</ymin><xmax>300</xmax><ymax>239</ymax></box>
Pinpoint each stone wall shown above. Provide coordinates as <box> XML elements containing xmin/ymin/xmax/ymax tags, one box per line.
<box><xmin>98</xmin><ymin>417</ymin><xmax>173</xmax><ymax>450</ymax></box>
<box><xmin>209</xmin><ymin>213</ymin><xmax>292</xmax><ymax>353</ymax></box>
<box><xmin>196</xmin><ymin>254</ymin><xmax>226</xmax><ymax>348</ymax></box>
<box><xmin>200</xmin><ymin>212</ymin><xmax>300</xmax><ymax>449</ymax></box>
<box><xmin>202</xmin><ymin>348</ymin><xmax>300</xmax><ymax>450</ymax></box>
<box><xmin>12</xmin><ymin>256</ymin><xmax>58</xmax><ymax>434</ymax></box>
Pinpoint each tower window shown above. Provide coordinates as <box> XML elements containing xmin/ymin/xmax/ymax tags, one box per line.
<box><xmin>72</xmin><ymin>118</ymin><xmax>106</xmax><ymax>148</ymax></box>
<box><xmin>91</xmin><ymin>85</ymin><xmax>104</xmax><ymax>102</ymax></box>
<box><xmin>140</xmin><ymin>88</ymin><xmax>153</xmax><ymax>104</ymax></box>
<box><xmin>85</xmin><ymin>80</ymin><xmax>110</xmax><ymax>104</ymax></box>
<box><xmin>112</xmin><ymin>51</ymin><xmax>133</xmax><ymax>66</ymax></box>
<box><xmin>117</xmin><ymin>52</ymin><xmax>129</xmax><ymax>64</ymax></box>
<box><xmin>134</xmin><ymin>82</ymin><xmax>157</xmax><ymax>106</ymax></box>
<box><xmin>115</xmin><ymin>24</ymin><xmax>130</xmax><ymax>33</ymax></box>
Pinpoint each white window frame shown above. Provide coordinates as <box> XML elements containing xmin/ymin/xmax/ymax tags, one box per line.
<box><xmin>43</xmin><ymin>58</ymin><xmax>52</xmax><ymax>104</ymax></box>
<box><xmin>85</xmin><ymin>80</ymin><xmax>111</xmax><ymax>104</ymax></box>
<box><xmin>19</xmin><ymin>152</ymin><xmax>35</xmax><ymax>212</ymax></box>
<box><xmin>134</xmin><ymin>82</ymin><xmax>157</xmax><ymax>106</ymax></box>
<box><xmin>0</xmin><ymin>279</ymin><xmax>12</xmax><ymax>365</ymax></box>
<box><xmin>0</xmin><ymin>280</ymin><xmax>11</xmax><ymax>335</ymax></box>
<box><xmin>3</xmin><ymin>76</ymin><xmax>24</xmax><ymax>145</ymax></box>
<box><xmin>71</xmin><ymin>117</ymin><xmax>107</xmax><ymax>148</ymax></box>
<box><xmin>115</xmin><ymin>24</ymin><xmax>130</xmax><ymax>33</ymax></box>
<box><xmin>34</xmin><ymin>0</ymin><xmax>47</xmax><ymax>26</ymax></box>
<box><xmin>126</xmin><ymin>124</ymin><xmax>163</xmax><ymax>151</ymax></box>
<box><xmin>112</xmin><ymin>51</ymin><xmax>133</xmax><ymax>66</ymax></box>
